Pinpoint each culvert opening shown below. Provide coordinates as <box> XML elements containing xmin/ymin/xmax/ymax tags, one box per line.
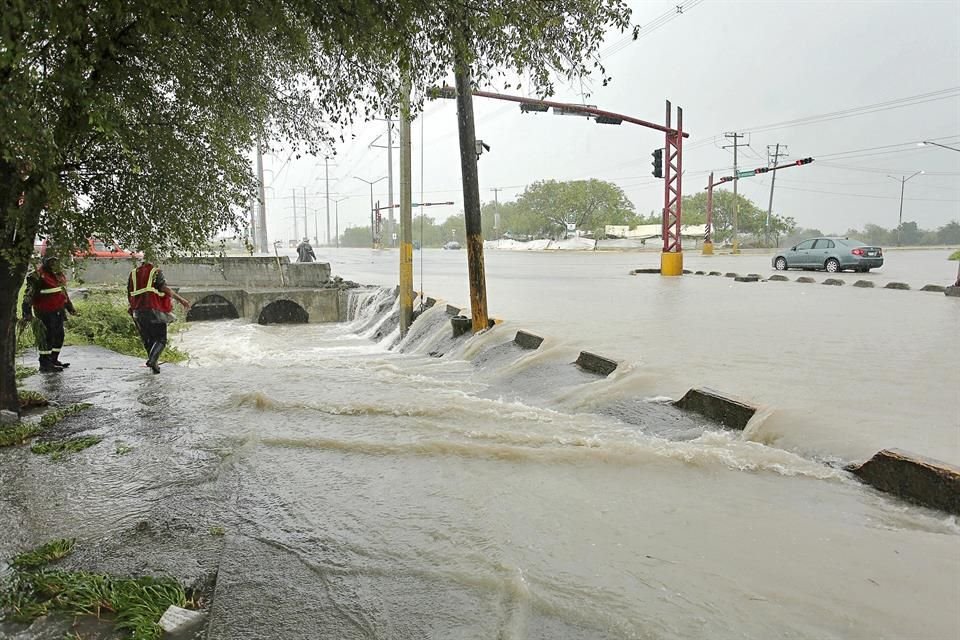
<box><xmin>258</xmin><ymin>300</ymin><xmax>309</xmax><ymax>325</ymax></box>
<box><xmin>186</xmin><ymin>295</ymin><xmax>240</xmax><ymax>322</ymax></box>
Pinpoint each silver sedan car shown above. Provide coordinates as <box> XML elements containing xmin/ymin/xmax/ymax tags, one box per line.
<box><xmin>772</xmin><ymin>237</ymin><xmax>884</xmax><ymax>273</ymax></box>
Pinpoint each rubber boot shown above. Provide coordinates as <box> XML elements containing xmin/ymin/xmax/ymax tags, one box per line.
<box><xmin>38</xmin><ymin>353</ymin><xmax>62</xmax><ymax>373</ymax></box>
<box><xmin>51</xmin><ymin>350</ymin><xmax>70</xmax><ymax>368</ymax></box>
<box><xmin>146</xmin><ymin>341</ymin><xmax>166</xmax><ymax>374</ymax></box>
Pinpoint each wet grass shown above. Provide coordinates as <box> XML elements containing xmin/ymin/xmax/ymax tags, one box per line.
<box><xmin>17</xmin><ymin>294</ymin><xmax>189</xmax><ymax>363</ymax></box>
<box><xmin>115</xmin><ymin>441</ymin><xmax>133</xmax><ymax>456</ymax></box>
<box><xmin>15</xmin><ymin>365</ymin><xmax>37</xmax><ymax>381</ymax></box>
<box><xmin>0</xmin><ymin>403</ymin><xmax>92</xmax><ymax>449</ymax></box>
<box><xmin>208</xmin><ymin>526</ymin><xmax>225</xmax><ymax>537</ymax></box>
<box><xmin>31</xmin><ymin>436</ymin><xmax>103</xmax><ymax>460</ymax></box>
<box><xmin>17</xmin><ymin>390</ymin><xmax>48</xmax><ymax>410</ymax></box>
<box><xmin>1</xmin><ymin>539</ymin><xmax>195</xmax><ymax>640</ymax></box>
<box><xmin>950</xmin><ymin>249</ymin><xmax>960</xmax><ymax>261</ymax></box>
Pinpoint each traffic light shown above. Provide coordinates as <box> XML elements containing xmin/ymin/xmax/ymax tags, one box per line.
<box><xmin>795</xmin><ymin>157</ymin><xmax>814</xmax><ymax>166</ymax></box>
<box><xmin>652</xmin><ymin>148</ymin><xmax>663</xmax><ymax>178</ymax></box>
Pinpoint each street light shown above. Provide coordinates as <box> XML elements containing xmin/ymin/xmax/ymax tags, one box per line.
<box><xmin>353</xmin><ymin>176</ymin><xmax>387</xmax><ymax>245</ymax></box>
<box><xmin>886</xmin><ymin>170</ymin><xmax>923</xmax><ymax>246</ymax></box>
<box><xmin>331</xmin><ymin>196</ymin><xmax>350</xmax><ymax>248</ymax></box>
<box><xmin>919</xmin><ymin>141</ymin><xmax>960</xmax><ymax>153</ymax></box>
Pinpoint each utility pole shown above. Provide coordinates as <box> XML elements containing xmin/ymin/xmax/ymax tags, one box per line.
<box><xmin>247</xmin><ymin>194</ymin><xmax>257</xmax><ymax>250</ymax></box>
<box><xmin>292</xmin><ymin>189</ymin><xmax>298</xmax><ymax>240</ymax></box>
<box><xmin>765</xmin><ymin>144</ymin><xmax>788</xmax><ymax>247</ymax></box>
<box><xmin>354</xmin><ymin>175</ymin><xmax>387</xmax><ymax>248</ymax></box>
<box><xmin>454</xmin><ymin>41</ymin><xmax>489</xmax><ymax>332</ymax></box>
<box><xmin>491</xmin><ymin>187</ymin><xmax>501</xmax><ymax>240</ymax></box>
<box><xmin>324</xmin><ymin>157</ymin><xmax>331</xmax><ymax>246</ymax></box>
<box><xmin>256</xmin><ymin>141</ymin><xmax>268</xmax><ymax>253</ymax></box>
<box><xmin>399</xmin><ymin>77</ymin><xmax>414</xmax><ymax>337</ymax></box>
<box><xmin>386</xmin><ymin>119</ymin><xmax>395</xmax><ymax>247</ymax></box>
<box><xmin>723</xmin><ymin>132</ymin><xmax>746</xmax><ymax>254</ymax></box>
<box><xmin>703</xmin><ymin>172</ymin><xmax>715</xmax><ymax>255</ymax></box>
<box><xmin>332</xmin><ymin>197</ymin><xmax>349</xmax><ymax>248</ymax></box>
<box><xmin>887</xmin><ymin>171</ymin><xmax>923</xmax><ymax>246</ymax></box>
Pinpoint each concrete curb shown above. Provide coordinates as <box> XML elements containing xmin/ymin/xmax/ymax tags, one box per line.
<box><xmin>847</xmin><ymin>449</ymin><xmax>960</xmax><ymax>515</ymax></box>
<box><xmin>673</xmin><ymin>387</ymin><xmax>758</xmax><ymax>430</ymax></box>
<box><xmin>514</xmin><ymin>330</ymin><xmax>544</xmax><ymax>350</ymax></box>
<box><xmin>574</xmin><ymin>351</ymin><xmax>618</xmax><ymax>376</ymax></box>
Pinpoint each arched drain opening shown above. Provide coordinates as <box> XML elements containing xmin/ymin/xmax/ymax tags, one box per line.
<box><xmin>186</xmin><ymin>295</ymin><xmax>240</xmax><ymax>322</ymax></box>
<box><xmin>258</xmin><ymin>300</ymin><xmax>309</xmax><ymax>325</ymax></box>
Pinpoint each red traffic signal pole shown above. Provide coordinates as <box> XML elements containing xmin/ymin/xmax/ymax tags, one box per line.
<box><xmin>660</xmin><ymin>100</ymin><xmax>684</xmax><ymax>275</ymax></box>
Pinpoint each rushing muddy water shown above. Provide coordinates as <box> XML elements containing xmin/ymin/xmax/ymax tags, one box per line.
<box><xmin>160</xmin><ymin>266</ymin><xmax>960</xmax><ymax>639</ymax></box>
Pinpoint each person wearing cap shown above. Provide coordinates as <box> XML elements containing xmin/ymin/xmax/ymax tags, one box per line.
<box><xmin>296</xmin><ymin>236</ymin><xmax>316</xmax><ymax>263</ymax></box>
<box><xmin>20</xmin><ymin>255</ymin><xmax>78</xmax><ymax>372</ymax></box>
<box><xmin>127</xmin><ymin>259</ymin><xmax>191</xmax><ymax>374</ymax></box>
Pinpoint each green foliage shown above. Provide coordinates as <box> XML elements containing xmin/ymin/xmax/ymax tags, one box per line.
<box><xmin>115</xmin><ymin>441</ymin><xmax>133</xmax><ymax>456</ymax></box>
<box><xmin>209</xmin><ymin>526</ymin><xmax>226</xmax><ymax>537</ymax></box>
<box><xmin>10</xmin><ymin>539</ymin><xmax>76</xmax><ymax>572</ymax></box>
<box><xmin>15</xmin><ymin>365</ymin><xmax>37</xmax><ymax>381</ymax></box>
<box><xmin>682</xmin><ymin>191</ymin><xmax>795</xmax><ymax>244</ymax></box>
<box><xmin>38</xmin><ymin>403</ymin><xmax>92</xmax><ymax>429</ymax></box>
<box><xmin>64</xmin><ymin>297</ymin><xmax>188</xmax><ymax>363</ymax></box>
<box><xmin>2</xmin><ymin>539</ymin><xmax>191</xmax><ymax>639</ymax></box>
<box><xmin>505</xmin><ymin>180</ymin><xmax>637</xmax><ymax>239</ymax></box>
<box><xmin>949</xmin><ymin>250</ymin><xmax>960</xmax><ymax>261</ymax></box>
<box><xmin>17</xmin><ymin>390</ymin><xmax>47</xmax><ymax>410</ymax></box>
<box><xmin>31</xmin><ymin>436</ymin><xmax>102</xmax><ymax>460</ymax></box>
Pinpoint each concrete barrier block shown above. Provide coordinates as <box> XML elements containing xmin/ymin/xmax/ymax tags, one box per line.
<box><xmin>708</xmin><ymin>271</ymin><xmax>722</xmax><ymax>276</ymax></box>
<box><xmin>853</xmin><ymin>280</ymin><xmax>875</xmax><ymax>288</ymax></box>
<box><xmin>768</xmin><ymin>275</ymin><xmax>789</xmax><ymax>281</ymax></box>
<box><xmin>575</xmin><ymin>351</ymin><xmax>618</xmax><ymax>376</ymax></box>
<box><xmin>451</xmin><ymin>315</ymin><xmax>472</xmax><ymax>337</ymax></box>
<box><xmin>674</xmin><ymin>387</ymin><xmax>757</xmax><ymax>430</ymax></box>
<box><xmin>724</xmin><ymin>272</ymin><xmax>738</xmax><ymax>278</ymax></box>
<box><xmin>694</xmin><ymin>270</ymin><xmax>705</xmax><ymax>275</ymax></box>
<box><xmin>946</xmin><ymin>286</ymin><xmax>960</xmax><ymax>297</ymax></box>
<box><xmin>920</xmin><ymin>284</ymin><xmax>946</xmax><ymax>292</ymax></box>
<box><xmin>424</xmin><ymin>297</ymin><xmax>437</xmax><ymax>308</ymax></box>
<box><xmin>632</xmin><ymin>268</ymin><xmax>661</xmax><ymax>275</ymax></box>
<box><xmin>822</xmin><ymin>278</ymin><xmax>845</xmax><ymax>286</ymax></box>
<box><xmin>445</xmin><ymin>304</ymin><xmax>461</xmax><ymax>316</ymax></box>
<box><xmin>847</xmin><ymin>449</ymin><xmax>960</xmax><ymax>515</ymax></box>
<box><xmin>747</xmin><ymin>273</ymin><xmax>762</xmax><ymax>278</ymax></box>
<box><xmin>682</xmin><ymin>269</ymin><xmax>692</xmax><ymax>274</ymax></box>
<box><xmin>796</xmin><ymin>276</ymin><xmax>816</xmax><ymax>283</ymax></box>
<box><xmin>884</xmin><ymin>282</ymin><xmax>910</xmax><ymax>290</ymax></box>
<box><xmin>734</xmin><ymin>275</ymin><xmax>760</xmax><ymax>283</ymax></box>
<box><xmin>514</xmin><ymin>330</ymin><xmax>544</xmax><ymax>350</ymax></box>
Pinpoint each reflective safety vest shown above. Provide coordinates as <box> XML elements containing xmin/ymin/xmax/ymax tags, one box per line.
<box><xmin>32</xmin><ymin>268</ymin><xmax>69</xmax><ymax>314</ymax></box>
<box><xmin>128</xmin><ymin>264</ymin><xmax>173</xmax><ymax>313</ymax></box>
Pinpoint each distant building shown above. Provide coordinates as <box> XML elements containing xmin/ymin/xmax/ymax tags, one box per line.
<box><xmin>604</xmin><ymin>224</ymin><xmax>707</xmax><ymax>240</ymax></box>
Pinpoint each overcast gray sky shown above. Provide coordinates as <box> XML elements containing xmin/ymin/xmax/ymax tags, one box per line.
<box><xmin>259</xmin><ymin>0</ymin><xmax>960</xmax><ymax>245</ymax></box>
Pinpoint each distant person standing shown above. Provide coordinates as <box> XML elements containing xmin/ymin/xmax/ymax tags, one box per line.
<box><xmin>127</xmin><ymin>259</ymin><xmax>191</xmax><ymax>374</ymax></box>
<box><xmin>20</xmin><ymin>256</ymin><xmax>78</xmax><ymax>372</ymax></box>
<box><xmin>296</xmin><ymin>237</ymin><xmax>316</xmax><ymax>263</ymax></box>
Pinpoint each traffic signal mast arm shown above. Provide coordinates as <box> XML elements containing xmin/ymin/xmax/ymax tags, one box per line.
<box><xmin>715</xmin><ymin>157</ymin><xmax>814</xmax><ymax>185</ymax></box>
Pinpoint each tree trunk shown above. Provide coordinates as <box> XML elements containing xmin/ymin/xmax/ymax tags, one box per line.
<box><xmin>0</xmin><ymin>164</ymin><xmax>40</xmax><ymax>415</ymax></box>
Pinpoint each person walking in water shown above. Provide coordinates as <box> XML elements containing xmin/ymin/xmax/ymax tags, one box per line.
<box><xmin>20</xmin><ymin>255</ymin><xmax>78</xmax><ymax>372</ymax></box>
<box><xmin>127</xmin><ymin>259</ymin><xmax>191</xmax><ymax>373</ymax></box>
<box><xmin>296</xmin><ymin>237</ymin><xmax>316</xmax><ymax>263</ymax></box>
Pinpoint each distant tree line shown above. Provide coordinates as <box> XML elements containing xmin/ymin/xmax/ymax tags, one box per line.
<box><xmin>783</xmin><ymin>220</ymin><xmax>960</xmax><ymax>249</ymax></box>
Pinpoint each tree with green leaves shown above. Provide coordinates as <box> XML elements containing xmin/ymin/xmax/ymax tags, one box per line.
<box><xmin>681</xmin><ymin>191</ymin><xmax>795</xmax><ymax>245</ymax></box>
<box><xmin>1</xmin><ymin>0</ymin><xmax>634</xmax><ymax>412</ymax></box>
<box><xmin>507</xmin><ymin>179</ymin><xmax>637</xmax><ymax>239</ymax></box>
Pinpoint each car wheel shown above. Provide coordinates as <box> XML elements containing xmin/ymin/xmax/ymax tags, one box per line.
<box><xmin>825</xmin><ymin>258</ymin><xmax>840</xmax><ymax>273</ymax></box>
<box><xmin>862</xmin><ymin>268</ymin><xmax>871</xmax><ymax>273</ymax></box>
<box><xmin>774</xmin><ymin>257</ymin><xmax>787</xmax><ymax>271</ymax></box>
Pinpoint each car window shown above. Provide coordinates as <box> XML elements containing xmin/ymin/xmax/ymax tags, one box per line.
<box><xmin>795</xmin><ymin>240</ymin><xmax>815</xmax><ymax>250</ymax></box>
<box><xmin>92</xmin><ymin>240</ymin><xmax>109</xmax><ymax>251</ymax></box>
<box><xmin>813</xmin><ymin>239</ymin><xmax>835</xmax><ymax>249</ymax></box>
<box><xmin>838</xmin><ymin>239</ymin><xmax>865</xmax><ymax>247</ymax></box>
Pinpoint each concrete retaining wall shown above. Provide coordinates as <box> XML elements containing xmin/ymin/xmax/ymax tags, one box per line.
<box><xmin>847</xmin><ymin>449</ymin><xmax>960</xmax><ymax>515</ymax></box>
<box><xmin>73</xmin><ymin>257</ymin><xmax>330</xmax><ymax>288</ymax></box>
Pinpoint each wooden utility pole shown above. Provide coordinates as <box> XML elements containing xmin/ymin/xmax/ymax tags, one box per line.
<box><xmin>454</xmin><ymin>47</ymin><xmax>489</xmax><ymax>332</ymax></box>
<box><xmin>399</xmin><ymin>77</ymin><xmax>414</xmax><ymax>337</ymax></box>
<box><xmin>724</xmin><ymin>132</ymin><xmax>746</xmax><ymax>254</ymax></box>
<box><xmin>765</xmin><ymin>144</ymin><xmax>788</xmax><ymax>247</ymax></box>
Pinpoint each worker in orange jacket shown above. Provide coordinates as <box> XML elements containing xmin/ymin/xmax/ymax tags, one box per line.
<box><xmin>20</xmin><ymin>256</ymin><xmax>78</xmax><ymax>372</ymax></box>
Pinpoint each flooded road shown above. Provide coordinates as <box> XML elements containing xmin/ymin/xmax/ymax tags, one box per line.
<box><xmin>161</xmin><ymin>275</ymin><xmax>959</xmax><ymax>639</ymax></box>
<box><xmin>5</xmin><ymin>248</ymin><xmax>957</xmax><ymax>638</ymax></box>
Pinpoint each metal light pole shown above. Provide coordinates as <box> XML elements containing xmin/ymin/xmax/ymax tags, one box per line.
<box><xmin>353</xmin><ymin>176</ymin><xmax>387</xmax><ymax>247</ymax></box>
<box><xmin>920</xmin><ymin>141</ymin><xmax>960</xmax><ymax>153</ymax></box>
<box><xmin>887</xmin><ymin>171</ymin><xmax>923</xmax><ymax>246</ymax></box>
<box><xmin>331</xmin><ymin>197</ymin><xmax>350</xmax><ymax>248</ymax></box>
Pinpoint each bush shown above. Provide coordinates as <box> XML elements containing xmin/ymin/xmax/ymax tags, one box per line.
<box><xmin>949</xmin><ymin>249</ymin><xmax>960</xmax><ymax>261</ymax></box>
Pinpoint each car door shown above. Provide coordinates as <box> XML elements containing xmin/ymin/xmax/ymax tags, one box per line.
<box><xmin>792</xmin><ymin>239</ymin><xmax>816</xmax><ymax>266</ymax></box>
<box><xmin>812</xmin><ymin>239</ymin><xmax>835</xmax><ymax>269</ymax></box>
